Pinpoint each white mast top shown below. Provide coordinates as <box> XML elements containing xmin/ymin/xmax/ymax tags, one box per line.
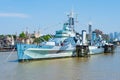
<box><xmin>69</xmin><ymin>10</ymin><xmax>74</xmax><ymax>18</ymax></box>
<box><xmin>88</xmin><ymin>21</ymin><xmax>92</xmax><ymax>25</ymax></box>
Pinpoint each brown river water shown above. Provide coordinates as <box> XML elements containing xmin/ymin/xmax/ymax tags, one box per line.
<box><xmin>0</xmin><ymin>46</ymin><xmax>120</xmax><ymax>80</ymax></box>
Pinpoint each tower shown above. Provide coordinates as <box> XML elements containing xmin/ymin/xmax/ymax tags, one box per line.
<box><xmin>88</xmin><ymin>22</ymin><xmax>92</xmax><ymax>45</ymax></box>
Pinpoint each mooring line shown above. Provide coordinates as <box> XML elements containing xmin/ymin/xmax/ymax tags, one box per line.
<box><xmin>4</xmin><ymin>47</ymin><xmax>15</xmax><ymax>62</ymax></box>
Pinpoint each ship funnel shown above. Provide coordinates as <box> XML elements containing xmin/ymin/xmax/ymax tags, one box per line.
<box><xmin>91</xmin><ymin>32</ymin><xmax>97</xmax><ymax>45</ymax></box>
<box><xmin>82</xmin><ymin>30</ymin><xmax>87</xmax><ymax>45</ymax></box>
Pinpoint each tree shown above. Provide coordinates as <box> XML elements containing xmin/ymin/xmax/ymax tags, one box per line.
<box><xmin>93</xmin><ymin>29</ymin><xmax>103</xmax><ymax>37</ymax></box>
<box><xmin>33</xmin><ymin>38</ymin><xmax>41</xmax><ymax>44</ymax></box>
<box><xmin>19</xmin><ymin>32</ymin><xmax>26</xmax><ymax>39</ymax></box>
<box><xmin>0</xmin><ymin>35</ymin><xmax>4</xmax><ymax>39</ymax></box>
<box><xmin>13</xmin><ymin>35</ymin><xmax>17</xmax><ymax>40</ymax></box>
<box><xmin>103</xmin><ymin>34</ymin><xmax>110</xmax><ymax>41</ymax></box>
<box><xmin>33</xmin><ymin>34</ymin><xmax>52</xmax><ymax>44</ymax></box>
<box><xmin>7</xmin><ymin>34</ymin><xmax>11</xmax><ymax>37</ymax></box>
<box><xmin>42</xmin><ymin>34</ymin><xmax>52</xmax><ymax>41</ymax></box>
<box><xmin>93</xmin><ymin>29</ymin><xmax>109</xmax><ymax>41</ymax></box>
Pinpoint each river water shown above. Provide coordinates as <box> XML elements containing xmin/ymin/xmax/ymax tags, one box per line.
<box><xmin>0</xmin><ymin>46</ymin><xmax>120</xmax><ymax>80</ymax></box>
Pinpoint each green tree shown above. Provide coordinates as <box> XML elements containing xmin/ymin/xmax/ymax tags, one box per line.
<box><xmin>33</xmin><ymin>34</ymin><xmax>53</xmax><ymax>44</ymax></box>
<box><xmin>7</xmin><ymin>34</ymin><xmax>11</xmax><ymax>37</ymax></box>
<box><xmin>0</xmin><ymin>35</ymin><xmax>4</xmax><ymax>39</ymax></box>
<box><xmin>43</xmin><ymin>34</ymin><xmax>52</xmax><ymax>41</ymax></box>
<box><xmin>13</xmin><ymin>35</ymin><xmax>17</xmax><ymax>40</ymax></box>
<box><xmin>93</xmin><ymin>29</ymin><xmax>110</xmax><ymax>41</ymax></box>
<box><xmin>33</xmin><ymin>38</ymin><xmax>40</xmax><ymax>44</ymax></box>
<box><xmin>19</xmin><ymin>32</ymin><xmax>26</xmax><ymax>39</ymax></box>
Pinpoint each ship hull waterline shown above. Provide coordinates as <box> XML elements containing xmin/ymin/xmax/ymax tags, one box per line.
<box><xmin>17</xmin><ymin>48</ymin><xmax>105</xmax><ymax>62</ymax></box>
<box><xmin>17</xmin><ymin>48</ymin><xmax>76</xmax><ymax>61</ymax></box>
<box><xmin>89</xmin><ymin>46</ymin><xmax>104</xmax><ymax>55</ymax></box>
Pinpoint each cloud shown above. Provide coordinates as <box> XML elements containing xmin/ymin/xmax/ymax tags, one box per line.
<box><xmin>0</xmin><ymin>13</ymin><xmax>29</xmax><ymax>18</ymax></box>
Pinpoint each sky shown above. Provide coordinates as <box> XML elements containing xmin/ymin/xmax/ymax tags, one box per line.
<box><xmin>0</xmin><ymin>0</ymin><xmax>120</xmax><ymax>35</ymax></box>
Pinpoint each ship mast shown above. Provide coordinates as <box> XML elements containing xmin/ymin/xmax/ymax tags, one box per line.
<box><xmin>68</xmin><ymin>10</ymin><xmax>75</xmax><ymax>31</ymax></box>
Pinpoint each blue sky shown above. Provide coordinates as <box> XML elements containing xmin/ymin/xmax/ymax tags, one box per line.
<box><xmin>0</xmin><ymin>0</ymin><xmax>120</xmax><ymax>35</ymax></box>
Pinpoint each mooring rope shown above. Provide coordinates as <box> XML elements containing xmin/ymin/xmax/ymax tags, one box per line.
<box><xmin>4</xmin><ymin>47</ymin><xmax>16</xmax><ymax>62</ymax></box>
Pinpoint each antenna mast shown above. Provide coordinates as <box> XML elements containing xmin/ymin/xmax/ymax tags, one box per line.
<box><xmin>68</xmin><ymin>10</ymin><xmax>75</xmax><ymax>31</ymax></box>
